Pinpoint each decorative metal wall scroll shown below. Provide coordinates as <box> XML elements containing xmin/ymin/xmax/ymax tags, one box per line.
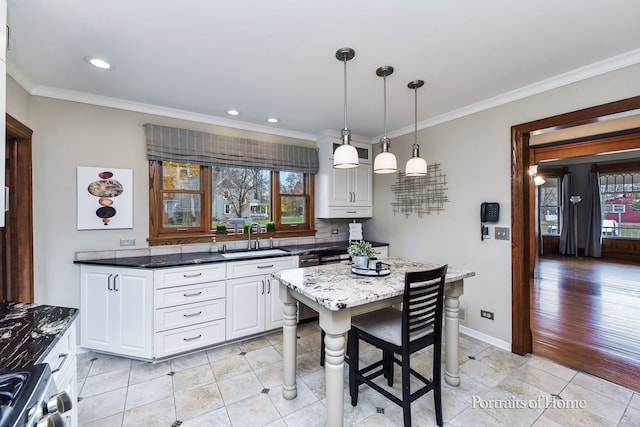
<box><xmin>391</xmin><ymin>163</ymin><xmax>449</xmax><ymax>217</ymax></box>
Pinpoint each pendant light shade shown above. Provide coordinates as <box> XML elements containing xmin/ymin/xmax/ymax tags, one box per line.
<box><xmin>405</xmin><ymin>80</ymin><xmax>427</xmax><ymax>176</ymax></box>
<box><xmin>373</xmin><ymin>66</ymin><xmax>397</xmax><ymax>174</ymax></box>
<box><xmin>333</xmin><ymin>48</ymin><xmax>359</xmax><ymax>169</ymax></box>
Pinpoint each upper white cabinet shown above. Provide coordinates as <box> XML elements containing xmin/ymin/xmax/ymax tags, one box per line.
<box><xmin>316</xmin><ymin>135</ymin><xmax>373</xmax><ymax>218</ymax></box>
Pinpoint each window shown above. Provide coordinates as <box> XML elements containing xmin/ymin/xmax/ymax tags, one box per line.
<box><xmin>599</xmin><ymin>169</ymin><xmax>640</xmax><ymax>238</ymax></box>
<box><xmin>149</xmin><ymin>161</ymin><xmax>315</xmax><ymax>244</ymax></box>
<box><xmin>539</xmin><ymin>176</ymin><xmax>561</xmax><ymax>235</ymax></box>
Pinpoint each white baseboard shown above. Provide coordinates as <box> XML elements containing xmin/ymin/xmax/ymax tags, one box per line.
<box><xmin>459</xmin><ymin>325</ymin><xmax>511</xmax><ymax>352</ymax></box>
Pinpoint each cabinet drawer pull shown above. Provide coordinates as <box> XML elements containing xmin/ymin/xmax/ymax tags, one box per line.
<box><xmin>183</xmin><ymin>334</ymin><xmax>202</xmax><ymax>342</ymax></box>
<box><xmin>183</xmin><ymin>272</ymin><xmax>203</xmax><ymax>278</ymax></box>
<box><xmin>177</xmin><ymin>228</ymin><xmax>188</xmax><ymax>232</ymax></box>
<box><xmin>183</xmin><ymin>291</ymin><xmax>203</xmax><ymax>297</ymax></box>
<box><xmin>257</xmin><ymin>264</ymin><xmax>274</xmax><ymax>269</ymax></box>
<box><xmin>346</xmin><ymin>211</ymin><xmax>357</xmax><ymax>214</ymax></box>
<box><xmin>51</xmin><ymin>353</ymin><xmax>69</xmax><ymax>374</ymax></box>
<box><xmin>183</xmin><ymin>311</ymin><xmax>202</xmax><ymax>318</ymax></box>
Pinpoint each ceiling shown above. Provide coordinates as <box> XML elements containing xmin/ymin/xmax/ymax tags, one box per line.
<box><xmin>6</xmin><ymin>0</ymin><xmax>640</xmax><ymax>141</ymax></box>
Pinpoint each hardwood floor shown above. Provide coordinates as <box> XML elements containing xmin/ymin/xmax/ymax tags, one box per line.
<box><xmin>532</xmin><ymin>254</ymin><xmax>640</xmax><ymax>392</ymax></box>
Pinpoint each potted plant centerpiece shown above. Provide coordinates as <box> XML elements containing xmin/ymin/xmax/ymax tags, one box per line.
<box><xmin>348</xmin><ymin>240</ymin><xmax>376</xmax><ymax>269</ymax></box>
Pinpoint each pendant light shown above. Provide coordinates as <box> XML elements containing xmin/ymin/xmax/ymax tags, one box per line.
<box><xmin>373</xmin><ymin>66</ymin><xmax>397</xmax><ymax>174</ymax></box>
<box><xmin>405</xmin><ymin>80</ymin><xmax>428</xmax><ymax>176</ymax></box>
<box><xmin>333</xmin><ymin>47</ymin><xmax>359</xmax><ymax>169</ymax></box>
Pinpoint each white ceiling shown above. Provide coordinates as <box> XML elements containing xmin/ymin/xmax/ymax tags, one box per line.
<box><xmin>6</xmin><ymin>0</ymin><xmax>640</xmax><ymax>141</ymax></box>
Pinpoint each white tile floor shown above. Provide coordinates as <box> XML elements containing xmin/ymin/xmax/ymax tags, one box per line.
<box><xmin>76</xmin><ymin>321</ymin><xmax>640</xmax><ymax>426</ymax></box>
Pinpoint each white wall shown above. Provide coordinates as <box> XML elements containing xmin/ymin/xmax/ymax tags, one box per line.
<box><xmin>6</xmin><ymin>63</ymin><xmax>640</xmax><ymax>344</ymax></box>
<box><xmin>366</xmin><ymin>63</ymin><xmax>640</xmax><ymax>344</ymax></box>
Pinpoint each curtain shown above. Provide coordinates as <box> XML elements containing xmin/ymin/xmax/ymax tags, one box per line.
<box><xmin>145</xmin><ymin>123</ymin><xmax>319</xmax><ymax>174</ymax></box>
<box><xmin>583</xmin><ymin>171</ymin><xmax>603</xmax><ymax>257</ymax></box>
<box><xmin>558</xmin><ymin>172</ymin><xmax>575</xmax><ymax>255</ymax></box>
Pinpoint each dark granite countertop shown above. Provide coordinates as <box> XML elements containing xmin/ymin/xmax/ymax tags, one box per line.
<box><xmin>74</xmin><ymin>241</ymin><xmax>389</xmax><ymax>268</ymax></box>
<box><xmin>0</xmin><ymin>301</ymin><xmax>78</xmax><ymax>371</ymax></box>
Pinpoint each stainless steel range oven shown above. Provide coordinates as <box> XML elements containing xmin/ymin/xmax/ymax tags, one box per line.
<box><xmin>0</xmin><ymin>364</ymin><xmax>72</xmax><ymax>427</ymax></box>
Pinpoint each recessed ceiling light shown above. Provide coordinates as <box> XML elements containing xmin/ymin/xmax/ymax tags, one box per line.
<box><xmin>226</xmin><ymin>108</ymin><xmax>240</xmax><ymax>116</ymax></box>
<box><xmin>266</xmin><ymin>117</ymin><xmax>279</xmax><ymax>123</ymax></box>
<box><xmin>84</xmin><ymin>56</ymin><xmax>114</xmax><ymax>70</ymax></box>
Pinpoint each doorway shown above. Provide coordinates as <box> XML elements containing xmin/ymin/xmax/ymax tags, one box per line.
<box><xmin>1</xmin><ymin>114</ymin><xmax>34</xmax><ymax>302</ymax></box>
<box><xmin>510</xmin><ymin>96</ymin><xmax>640</xmax><ymax>389</ymax></box>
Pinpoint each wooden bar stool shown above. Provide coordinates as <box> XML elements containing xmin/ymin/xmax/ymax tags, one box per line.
<box><xmin>347</xmin><ymin>265</ymin><xmax>448</xmax><ymax>427</ymax></box>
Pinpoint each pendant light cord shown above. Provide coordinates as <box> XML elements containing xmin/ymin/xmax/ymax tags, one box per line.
<box><xmin>343</xmin><ymin>57</ymin><xmax>348</xmax><ymax>130</ymax></box>
<box><xmin>414</xmin><ymin>85</ymin><xmax>418</xmax><ymax>146</ymax></box>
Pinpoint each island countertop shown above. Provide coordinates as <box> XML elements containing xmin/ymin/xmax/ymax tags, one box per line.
<box><xmin>272</xmin><ymin>257</ymin><xmax>475</xmax><ymax>311</ymax></box>
<box><xmin>0</xmin><ymin>301</ymin><xmax>78</xmax><ymax>371</ymax></box>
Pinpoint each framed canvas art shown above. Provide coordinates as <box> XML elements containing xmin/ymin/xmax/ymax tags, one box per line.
<box><xmin>77</xmin><ymin>166</ymin><xmax>133</xmax><ymax>230</ymax></box>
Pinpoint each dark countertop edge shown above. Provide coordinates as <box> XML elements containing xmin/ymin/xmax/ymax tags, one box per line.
<box><xmin>73</xmin><ymin>241</ymin><xmax>389</xmax><ymax>269</ymax></box>
<box><xmin>35</xmin><ymin>308</ymin><xmax>79</xmax><ymax>364</ymax></box>
<box><xmin>0</xmin><ymin>302</ymin><xmax>79</xmax><ymax>371</ymax></box>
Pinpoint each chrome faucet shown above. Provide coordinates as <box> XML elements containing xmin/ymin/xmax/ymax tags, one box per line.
<box><xmin>247</xmin><ymin>222</ymin><xmax>260</xmax><ymax>250</ymax></box>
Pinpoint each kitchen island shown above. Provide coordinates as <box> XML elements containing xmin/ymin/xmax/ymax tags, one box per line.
<box><xmin>272</xmin><ymin>258</ymin><xmax>475</xmax><ymax>427</ymax></box>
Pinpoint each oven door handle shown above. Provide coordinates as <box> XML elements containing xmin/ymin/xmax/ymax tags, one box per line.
<box><xmin>51</xmin><ymin>352</ymin><xmax>69</xmax><ymax>374</ymax></box>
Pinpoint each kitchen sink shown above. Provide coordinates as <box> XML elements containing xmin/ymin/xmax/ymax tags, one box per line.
<box><xmin>221</xmin><ymin>248</ymin><xmax>289</xmax><ymax>259</ymax></box>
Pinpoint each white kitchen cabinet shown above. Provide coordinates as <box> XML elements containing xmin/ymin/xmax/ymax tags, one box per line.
<box><xmin>372</xmin><ymin>245</ymin><xmax>389</xmax><ymax>258</ymax></box>
<box><xmin>153</xmin><ymin>264</ymin><xmax>226</xmax><ymax>358</ymax></box>
<box><xmin>226</xmin><ymin>256</ymin><xmax>298</xmax><ymax>340</ymax></box>
<box><xmin>80</xmin><ymin>265</ymin><xmax>153</xmax><ymax>359</ymax></box>
<box><xmin>43</xmin><ymin>321</ymin><xmax>78</xmax><ymax>427</ymax></box>
<box><xmin>316</xmin><ymin>134</ymin><xmax>373</xmax><ymax>218</ymax></box>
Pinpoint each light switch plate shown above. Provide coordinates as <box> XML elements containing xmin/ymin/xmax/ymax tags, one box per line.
<box><xmin>495</xmin><ymin>227</ymin><xmax>510</xmax><ymax>241</ymax></box>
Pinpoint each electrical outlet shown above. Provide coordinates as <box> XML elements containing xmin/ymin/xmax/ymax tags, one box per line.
<box><xmin>459</xmin><ymin>307</ymin><xmax>467</xmax><ymax>323</ymax></box>
<box><xmin>120</xmin><ymin>238</ymin><xmax>135</xmax><ymax>247</ymax></box>
<box><xmin>495</xmin><ymin>227</ymin><xmax>510</xmax><ymax>241</ymax></box>
<box><xmin>480</xmin><ymin>310</ymin><xmax>494</xmax><ymax>320</ymax></box>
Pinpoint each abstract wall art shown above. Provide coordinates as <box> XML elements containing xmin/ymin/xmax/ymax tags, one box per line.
<box><xmin>77</xmin><ymin>166</ymin><xmax>133</xmax><ymax>230</ymax></box>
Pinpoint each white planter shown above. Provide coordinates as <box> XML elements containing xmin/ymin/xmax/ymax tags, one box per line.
<box><xmin>352</xmin><ymin>256</ymin><xmax>369</xmax><ymax>269</ymax></box>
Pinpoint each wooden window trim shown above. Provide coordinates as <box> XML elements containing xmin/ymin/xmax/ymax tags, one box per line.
<box><xmin>149</xmin><ymin>161</ymin><xmax>316</xmax><ymax>246</ymax></box>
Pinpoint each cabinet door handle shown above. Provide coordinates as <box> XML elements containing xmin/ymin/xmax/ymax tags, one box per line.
<box><xmin>107</xmin><ymin>274</ymin><xmax>113</xmax><ymax>291</ymax></box>
<box><xmin>183</xmin><ymin>272</ymin><xmax>203</xmax><ymax>278</ymax></box>
<box><xmin>183</xmin><ymin>311</ymin><xmax>202</xmax><ymax>318</ymax></box>
<box><xmin>183</xmin><ymin>291</ymin><xmax>203</xmax><ymax>297</ymax></box>
<box><xmin>113</xmin><ymin>275</ymin><xmax>119</xmax><ymax>292</ymax></box>
<box><xmin>257</xmin><ymin>264</ymin><xmax>274</xmax><ymax>269</ymax></box>
<box><xmin>183</xmin><ymin>334</ymin><xmax>202</xmax><ymax>342</ymax></box>
<box><xmin>267</xmin><ymin>279</ymin><xmax>271</xmax><ymax>294</ymax></box>
<box><xmin>261</xmin><ymin>280</ymin><xmax>265</xmax><ymax>295</ymax></box>
<box><xmin>51</xmin><ymin>353</ymin><xmax>69</xmax><ymax>374</ymax></box>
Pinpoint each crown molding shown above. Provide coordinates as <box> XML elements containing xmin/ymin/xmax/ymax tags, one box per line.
<box><xmin>383</xmin><ymin>48</ymin><xmax>640</xmax><ymax>142</ymax></box>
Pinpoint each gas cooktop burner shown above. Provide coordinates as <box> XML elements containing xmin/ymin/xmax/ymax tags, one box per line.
<box><xmin>0</xmin><ymin>373</ymin><xmax>28</xmax><ymax>406</ymax></box>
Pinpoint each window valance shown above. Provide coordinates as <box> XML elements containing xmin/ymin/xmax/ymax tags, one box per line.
<box><xmin>145</xmin><ymin>124</ymin><xmax>318</xmax><ymax>174</ymax></box>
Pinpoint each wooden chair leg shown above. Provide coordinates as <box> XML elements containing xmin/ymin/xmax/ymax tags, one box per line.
<box><xmin>348</xmin><ymin>330</ymin><xmax>359</xmax><ymax>406</ymax></box>
<box><xmin>320</xmin><ymin>330</ymin><xmax>325</xmax><ymax>366</ymax></box>
<box><xmin>383</xmin><ymin>349</ymin><xmax>393</xmax><ymax>386</ymax></box>
<box><xmin>401</xmin><ymin>351</ymin><xmax>412</xmax><ymax>427</ymax></box>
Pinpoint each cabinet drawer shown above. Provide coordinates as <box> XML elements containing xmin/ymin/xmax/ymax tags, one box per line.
<box><xmin>43</xmin><ymin>323</ymin><xmax>76</xmax><ymax>386</ymax></box>
<box><xmin>155</xmin><ymin>264</ymin><xmax>226</xmax><ymax>289</ymax></box>
<box><xmin>227</xmin><ymin>256</ymin><xmax>298</xmax><ymax>279</ymax></box>
<box><xmin>328</xmin><ymin>206</ymin><xmax>372</xmax><ymax>218</ymax></box>
<box><xmin>155</xmin><ymin>299</ymin><xmax>225</xmax><ymax>332</ymax></box>
<box><xmin>155</xmin><ymin>281</ymin><xmax>225</xmax><ymax>308</ymax></box>
<box><xmin>154</xmin><ymin>320</ymin><xmax>225</xmax><ymax>358</ymax></box>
